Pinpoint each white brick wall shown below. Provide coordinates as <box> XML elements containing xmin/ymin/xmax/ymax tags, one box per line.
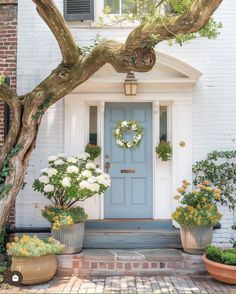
<box><xmin>16</xmin><ymin>0</ymin><xmax>236</xmax><ymax>244</ymax></box>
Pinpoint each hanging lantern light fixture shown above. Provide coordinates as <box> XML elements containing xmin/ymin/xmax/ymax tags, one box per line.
<box><xmin>124</xmin><ymin>72</ymin><xmax>138</xmax><ymax>96</ymax></box>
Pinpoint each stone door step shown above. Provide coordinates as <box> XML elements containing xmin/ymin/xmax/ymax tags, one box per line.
<box><xmin>84</xmin><ymin>229</ymin><xmax>182</xmax><ymax>249</ymax></box>
<box><xmin>56</xmin><ymin>249</ymin><xmax>206</xmax><ymax>277</ymax></box>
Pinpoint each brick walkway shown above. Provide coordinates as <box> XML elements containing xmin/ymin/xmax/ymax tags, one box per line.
<box><xmin>1</xmin><ymin>276</ymin><xmax>236</xmax><ymax>293</ymax></box>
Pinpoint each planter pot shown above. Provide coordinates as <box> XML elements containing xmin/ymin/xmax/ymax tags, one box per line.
<box><xmin>202</xmin><ymin>254</ymin><xmax>236</xmax><ymax>284</ymax></box>
<box><xmin>51</xmin><ymin>222</ymin><xmax>84</xmax><ymax>254</ymax></box>
<box><xmin>180</xmin><ymin>225</ymin><xmax>213</xmax><ymax>254</ymax></box>
<box><xmin>11</xmin><ymin>254</ymin><xmax>57</xmax><ymax>285</ymax></box>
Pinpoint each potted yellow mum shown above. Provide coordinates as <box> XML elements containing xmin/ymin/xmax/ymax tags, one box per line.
<box><xmin>172</xmin><ymin>180</ymin><xmax>222</xmax><ymax>254</ymax></box>
<box><xmin>7</xmin><ymin>235</ymin><xmax>64</xmax><ymax>285</ymax></box>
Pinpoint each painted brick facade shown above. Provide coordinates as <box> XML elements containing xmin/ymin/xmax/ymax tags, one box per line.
<box><xmin>0</xmin><ymin>0</ymin><xmax>18</xmax><ymax>224</ymax></box>
<box><xmin>15</xmin><ymin>0</ymin><xmax>236</xmax><ymax>245</ymax></box>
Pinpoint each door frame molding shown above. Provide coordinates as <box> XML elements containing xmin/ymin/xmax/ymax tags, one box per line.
<box><xmin>64</xmin><ymin>93</ymin><xmax>193</xmax><ymax>221</ymax></box>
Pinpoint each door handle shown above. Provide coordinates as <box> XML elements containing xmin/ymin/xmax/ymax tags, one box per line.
<box><xmin>121</xmin><ymin>169</ymin><xmax>135</xmax><ymax>173</ymax></box>
<box><xmin>105</xmin><ymin>162</ymin><xmax>111</xmax><ymax>173</ymax></box>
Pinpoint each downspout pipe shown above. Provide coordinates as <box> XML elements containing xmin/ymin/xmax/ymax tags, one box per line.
<box><xmin>6</xmin><ymin>225</ymin><xmax>51</xmax><ymax>234</ymax></box>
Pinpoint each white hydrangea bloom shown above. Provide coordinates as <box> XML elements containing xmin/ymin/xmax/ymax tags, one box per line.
<box><xmin>137</xmin><ymin>134</ymin><xmax>142</xmax><ymax>140</ymax></box>
<box><xmin>115</xmin><ymin>129</ymin><xmax>120</xmax><ymax>135</ymax></box>
<box><xmin>79</xmin><ymin>181</ymin><xmax>90</xmax><ymax>189</ymax></box>
<box><xmin>67</xmin><ymin>165</ymin><xmax>79</xmax><ymax>174</ymax></box>
<box><xmin>67</xmin><ymin>157</ymin><xmax>77</xmax><ymax>163</ymax></box>
<box><xmin>81</xmin><ymin>170</ymin><xmax>92</xmax><ymax>178</ymax></box>
<box><xmin>88</xmin><ymin>176</ymin><xmax>96</xmax><ymax>184</ymax></box>
<box><xmin>57</xmin><ymin>153</ymin><xmax>65</xmax><ymax>158</ymax></box>
<box><xmin>89</xmin><ymin>183</ymin><xmax>100</xmax><ymax>192</ymax></box>
<box><xmin>117</xmin><ymin>140</ymin><xmax>124</xmax><ymax>146</ymax></box>
<box><xmin>47</xmin><ymin>168</ymin><xmax>58</xmax><ymax>177</ymax></box>
<box><xmin>96</xmin><ymin>174</ymin><xmax>111</xmax><ymax>187</ymax></box>
<box><xmin>39</xmin><ymin>175</ymin><xmax>49</xmax><ymax>184</ymax></box>
<box><xmin>43</xmin><ymin>184</ymin><xmax>54</xmax><ymax>193</ymax></box>
<box><xmin>85</xmin><ymin>162</ymin><xmax>96</xmax><ymax>170</ymax></box>
<box><xmin>79</xmin><ymin>152</ymin><xmax>90</xmax><ymax>160</ymax></box>
<box><xmin>61</xmin><ymin>177</ymin><xmax>71</xmax><ymax>187</ymax></box>
<box><xmin>121</xmin><ymin>121</ymin><xmax>128</xmax><ymax>127</ymax></box>
<box><xmin>54</xmin><ymin>159</ymin><xmax>64</xmax><ymax>166</ymax></box>
<box><xmin>95</xmin><ymin>168</ymin><xmax>103</xmax><ymax>173</ymax></box>
<box><xmin>48</xmin><ymin>155</ymin><xmax>58</xmax><ymax>162</ymax></box>
<box><xmin>40</xmin><ymin>168</ymin><xmax>48</xmax><ymax>173</ymax></box>
<box><xmin>127</xmin><ymin>142</ymin><xmax>132</xmax><ymax>148</ymax></box>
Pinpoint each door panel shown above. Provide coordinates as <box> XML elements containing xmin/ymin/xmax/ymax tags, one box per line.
<box><xmin>104</xmin><ymin>103</ymin><xmax>153</xmax><ymax>218</ymax></box>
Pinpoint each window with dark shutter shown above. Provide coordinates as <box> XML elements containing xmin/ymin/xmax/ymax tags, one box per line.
<box><xmin>64</xmin><ymin>0</ymin><xmax>94</xmax><ymax>21</ymax></box>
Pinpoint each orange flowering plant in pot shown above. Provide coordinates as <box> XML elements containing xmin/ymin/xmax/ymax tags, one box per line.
<box><xmin>172</xmin><ymin>180</ymin><xmax>222</xmax><ymax>254</ymax></box>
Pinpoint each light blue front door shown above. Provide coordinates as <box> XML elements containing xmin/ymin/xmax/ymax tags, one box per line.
<box><xmin>104</xmin><ymin>103</ymin><xmax>153</xmax><ymax>218</ymax></box>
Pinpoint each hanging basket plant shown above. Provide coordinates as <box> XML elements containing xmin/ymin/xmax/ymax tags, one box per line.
<box><xmin>155</xmin><ymin>141</ymin><xmax>172</xmax><ymax>161</ymax></box>
<box><xmin>85</xmin><ymin>143</ymin><xmax>101</xmax><ymax>161</ymax></box>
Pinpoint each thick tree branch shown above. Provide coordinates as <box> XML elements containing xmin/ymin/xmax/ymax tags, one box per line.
<box><xmin>32</xmin><ymin>0</ymin><xmax>80</xmax><ymax>65</ymax></box>
<box><xmin>0</xmin><ymin>83</ymin><xmax>18</xmax><ymax>104</ymax></box>
<box><xmin>0</xmin><ymin>85</ymin><xmax>22</xmax><ymax>170</ymax></box>
<box><xmin>125</xmin><ymin>0</ymin><xmax>223</xmax><ymax>52</ymax></box>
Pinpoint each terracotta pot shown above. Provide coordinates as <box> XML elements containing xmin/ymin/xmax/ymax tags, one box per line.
<box><xmin>52</xmin><ymin>222</ymin><xmax>84</xmax><ymax>254</ymax></box>
<box><xmin>180</xmin><ymin>225</ymin><xmax>213</xmax><ymax>254</ymax></box>
<box><xmin>11</xmin><ymin>254</ymin><xmax>57</xmax><ymax>285</ymax></box>
<box><xmin>202</xmin><ymin>254</ymin><xmax>236</xmax><ymax>284</ymax></box>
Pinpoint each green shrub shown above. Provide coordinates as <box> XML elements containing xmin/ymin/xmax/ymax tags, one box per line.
<box><xmin>205</xmin><ymin>245</ymin><xmax>236</xmax><ymax>266</ymax></box>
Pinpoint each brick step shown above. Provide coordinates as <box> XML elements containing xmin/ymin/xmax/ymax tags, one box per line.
<box><xmin>56</xmin><ymin>249</ymin><xmax>206</xmax><ymax>277</ymax></box>
<box><xmin>84</xmin><ymin>229</ymin><xmax>182</xmax><ymax>249</ymax></box>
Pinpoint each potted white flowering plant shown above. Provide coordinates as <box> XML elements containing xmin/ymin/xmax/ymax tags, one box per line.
<box><xmin>33</xmin><ymin>153</ymin><xmax>111</xmax><ymax>253</ymax></box>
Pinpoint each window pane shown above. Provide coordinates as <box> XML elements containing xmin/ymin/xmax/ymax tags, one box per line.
<box><xmin>89</xmin><ymin>106</ymin><xmax>97</xmax><ymax>144</ymax></box>
<box><xmin>160</xmin><ymin>106</ymin><xmax>167</xmax><ymax>142</ymax></box>
<box><xmin>104</xmin><ymin>0</ymin><xmax>120</xmax><ymax>14</ymax></box>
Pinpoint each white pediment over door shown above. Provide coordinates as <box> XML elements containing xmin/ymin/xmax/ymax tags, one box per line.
<box><xmin>74</xmin><ymin>51</ymin><xmax>202</xmax><ymax>93</ymax></box>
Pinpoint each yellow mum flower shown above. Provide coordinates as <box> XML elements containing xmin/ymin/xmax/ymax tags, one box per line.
<box><xmin>205</xmin><ymin>187</ymin><xmax>213</xmax><ymax>192</ymax></box>
<box><xmin>177</xmin><ymin>187</ymin><xmax>185</xmax><ymax>193</ymax></box>
<box><xmin>174</xmin><ymin>195</ymin><xmax>181</xmax><ymax>200</ymax></box>
<box><xmin>183</xmin><ymin>180</ymin><xmax>191</xmax><ymax>186</ymax></box>
<box><xmin>198</xmin><ymin>184</ymin><xmax>206</xmax><ymax>190</ymax></box>
<box><xmin>202</xmin><ymin>180</ymin><xmax>210</xmax><ymax>186</ymax></box>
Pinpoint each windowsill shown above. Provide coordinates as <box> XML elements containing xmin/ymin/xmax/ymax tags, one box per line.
<box><xmin>66</xmin><ymin>16</ymin><xmax>140</xmax><ymax>29</ymax></box>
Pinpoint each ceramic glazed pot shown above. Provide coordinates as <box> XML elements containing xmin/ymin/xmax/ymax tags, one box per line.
<box><xmin>51</xmin><ymin>222</ymin><xmax>84</xmax><ymax>254</ymax></box>
<box><xmin>11</xmin><ymin>254</ymin><xmax>57</xmax><ymax>285</ymax></box>
<box><xmin>202</xmin><ymin>254</ymin><xmax>236</xmax><ymax>284</ymax></box>
<box><xmin>180</xmin><ymin>225</ymin><xmax>213</xmax><ymax>254</ymax></box>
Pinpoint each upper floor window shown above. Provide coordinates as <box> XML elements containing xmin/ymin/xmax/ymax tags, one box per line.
<box><xmin>104</xmin><ymin>0</ymin><xmax>127</xmax><ymax>14</ymax></box>
<box><xmin>64</xmin><ymin>0</ymin><xmax>94</xmax><ymax>21</ymax></box>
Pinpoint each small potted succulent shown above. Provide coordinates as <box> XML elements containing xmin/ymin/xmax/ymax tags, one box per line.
<box><xmin>33</xmin><ymin>153</ymin><xmax>111</xmax><ymax>253</ymax></box>
<box><xmin>7</xmin><ymin>235</ymin><xmax>64</xmax><ymax>285</ymax></box>
<box><xmin>203</xmin><ymin>245</ymin><xmax>236</xmax><ymax>284</ymax></box>
<box><xmin>172</xmin><ymin>180</ymin><xmax>222</xmax><ymax>254</ymax></box>
<box><xmin>155</xmin><ymin>141</ymin><xmax>172</xmax><ymax>161</ymax></box>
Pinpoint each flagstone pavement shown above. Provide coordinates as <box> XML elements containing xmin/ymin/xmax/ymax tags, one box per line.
<box><xmin>1</xmin><ymin>276</ymin><xmax>236</xmax><ymax>293</ymax></box>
